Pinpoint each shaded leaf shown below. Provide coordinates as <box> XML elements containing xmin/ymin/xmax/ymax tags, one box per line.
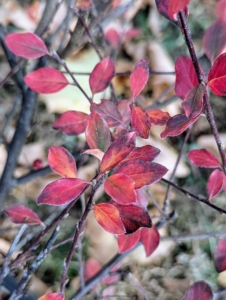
<box><xmin>117</xmin><ymin>230</ymin><xmax>140</xmax><ymax>253</ymax></box>
<box><xmin>208</xmin><ymin>53</ymin><xmax>226</xmax><ymax>96</ymax></box>
<box><xmin>124</xmin><ymin>28</ymin><xmax>142</xmax><ymax>40</ymax></box>
<box><xmin>89</xmin><ymin>57</ymin><xmax>115</xmax><ymax>94</ymax></box>
<box><xmin>215</xmin><ymin>0</ymin><xmax>226</xmax><ymax>20</ymax></box>
<box><xmin>5</xmin><ymin>32</ymin><xmax>49</xmax><ymax>59</ymax></box>
<box><xmin>4</xmin><ymin>204</ymin><xmax>44</xmax><ymax>226</ymax></box>
<box><xmin>84</xmin><ymin>258</ymin><xmax>101</xmax><ymax>282</ymax></box>
<box><xmin>184</xmin><ymin>281</ymin><xmax>213</xmax><ymax>300</ymax></box>
<box><xmin>38</xmin><ymin>293</ymin><xmax>64</xmax><ymax>300</ymax></box>
<box><xmin>181</xmin><ymin>84</ymin><xmax>205</xmax><ymax>118</ymax></box>
<box><xmin>24</xmin><ymin>68</ymin><xmax>69</xmax><ymax>94</ymax></box>
<box><xmin>37</xmin><ymin>178</ymin><xmax>91</xmax><ymax>206</ymax></box>
<box><xmin>104</xmin><ymin>173</ymin><xmax>136</xmax><ymax>205</ymax></box>
<box><xmin>117</xmin><ymin>99</ymin><xmax>132</xmax><ymax>125</ymax></box>
<box><xmin>155</xmin><ymin>0</ymin><xmax>190</xmax><ymax>22</ymax></box>
<box><xmin>48</xmin><ymin>146</ymin><xmax>77</xmax><ymax>178</ymax></box>
<box><xmin>136</xmin><ymin>188</ymin><xmax>148</xmax><ymax>208</ymax></box>
<box><xmin>100</xmin><ymin>132</ymin><xmax>136</xmax><ymax>173</ymax></box>
<box><xmin>147</xmin><ymin>109</ymin><xmax>170</xmax><ymax>126</ymax></box>
<box><xmin>105</xmin><ymin>28</ymin><xmax>121</xmax><ymax>47</ymax></box>
<box><xmin>53</xmin><ymin>110</ymin><xmax>88</xmax><ymax>136</ymax></box>
<box><xmin>75</xmin><ymin>0</ymin><xmax>93</xmax><ymax>10</ymax></box>
<box><xmin>188</xmin><ymin>149</ymin><xmax>221</xmax><ymax>168</ymax></box>
<box><xmin>130</xmin><ymin>60</ymin><xmax>149</xmax><ymax>98</ymax></box>
<box><xmin>131</xmin><ymin>106</ymin><xmax>151</xmax><ymax>139</ymax></box>
<box><xmin>140</xmin><ymin>225</ymin><xmax>160</xmax><ymax>257</ymax></box>
<box><xmin>214</xmin><ymin>239</ymin><xmax>226</xmax><ymax>273</ymax></box>
<box><xmin>207</xmin><ymin>169</ymin><xmax>224</xmax><ymax>199</ymax></box>
<box><xmin>94</xmin><ymin>203</ymin><xmax>125</xmax><ymax>234</ymax></box>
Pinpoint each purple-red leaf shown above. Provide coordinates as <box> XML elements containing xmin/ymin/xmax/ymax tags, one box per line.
<box><xmin>184</xmin><ymin>281</ymin><xmax>213</xmax><ymax>300</ymax></box>
<box><xmin>89</xmin><ymin>57</ymin><xmax>115</xmax><ymax>94</ymax></box>
<box><xmin>117</xmin><ymin>99</ymin><xmax>132</xmax><ymax>125</ymax></box>
<box><xmin>155</xmin><ymin>0</ymin><xmax>190</xmax><ymax>22</ymax></box>
<box><xmin>131</xmin><ymin>106</ymin><xmax>151</xmax><ymax>139</ymax></box>
<box><xmin>114</xmin><ymin>159</ymin><xmax>168</xmax><ymax>189</ymax></box>
<box><xmin>208</xmin><ymin>53</ymin><xmax>226</xmax><ymax>96</ymax></box>
<box><xmin>37</xmin><ymin>178</ymin><xmax>91</xmax><ymax>206</ymax></box>
<box><xmin>94</xmin><ymin>203</ymin><xmax>125</xmax><ymax>234</ymax></box>
<box><xmin>214</xmin><ymin>239</ymin><xmax>226</xmax><ymax>273</ymax></box>
<box><xmin>181</xmin><ymin>84</ymin><xmax>205</xmax><ymax>118</ymax></box>
<box><xmin>53</xmin><ymin>110</ymin><xmax>88</xmax><ymax>136</ymax></box>
<box><xmin>188</xmin><ymin>149</ymin><xmax>221</xmax><ymax>168</ymax></box>
<box><xmin>100</xmin><ymin>132</ymin><xmax>136</xmax><ymax>173</ymax></box>
<box><xmin>130</xmin><ymin>60</ymin><xmax>149</xmax><ymax>98</ymax></box>
<box><xmin>48</xmin><ymin>146</ymin><xmax>77</xmax><ymax>178</ymax></box>
<box><xmin>140</xmin><ymin>225</ymin><xmax>160</xmax><ymax>257</ymax></box>
<box><xmin>4</xmin><ymin>204</ymin><xmax>44</xmax><ymax>226</ymax></box>
<box><xmin>104</xmin><ymin>173</ymin><xmax>136</xmax><ymax>205</ymax></box>
<box><xmin>147</xmin><ymin>109</ymin><xmax>170</xmax><ymax>126</ymax></box>
<box><xmin>5</xmin><ymin>32</ymin><xmax>49</xmax><ymax>59</ymax></box>
<box><xmin>160</xmin><ymin>114</ymin><xmax>199</xmax><ymax>138</ymax></box>
<box><xmin>38</xmin><ymin>293</ymin><xmax>64</xmax><ymax>300</ymax></box>
<box><xmin>85</xmin><ymin>111</ymin><xmax>111</xmax><ymax>152</ymax></box>
<box><xmin>207</xmin><ymin>169</ymin><xmax>224</xmax><ymax>199</ymax></box>
<box><xmin>117</xmin><ymin>230</ymin><xmax>140</xmax><ymax>253</ymax></box>
<box><xmin>24</xmin><ymin>68</ymin><xmax>69</xmax><ymax>94</ymax></box>
<box><xmin>215</xmin><ymin>0</ymin><xmax>226</xmax><ymax>20</ymax></box>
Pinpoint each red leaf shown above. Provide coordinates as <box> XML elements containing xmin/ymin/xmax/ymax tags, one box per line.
<box><xmin>160</xmin><ymin>114</ymin><xmax>199</xmax><ymax>138</ymax></box>
<box><xmin>208</xmin><ymin>53</ymin><xmax>226</xmax><ymax>96</ymax></box>
<box><xmin>117</xmin><ymin>230</ymin><xmax>140</xmax><ymax>253</ymax></box>
<box><xmin>130</xmin><ymin>60</ymin><xmax>149</xmax><ymax>98</ymax></box>
<box><xmin>83</xmin><ymin>149</ymin><xmax>104</xmax><ymax>161</ymax></box>
<box><xmin>94</xmin><ymin>203</ymin><xmax>125</xmax><ymax>234</ymax></box>
<box><xmin>215</xmin><ymin>0</ymin><xmax>226</xmax><ymax>20</ymax></box>
<box><xmin>24</xmin><ymin>68</ymin><xmax>69</xmax><ymax>94</ymax></box>
<box><xmin>207</xmin><ymin>169</ymin><xmax>224</xmax><ymax>199</ymax></box>
<box><xmin>75</xmin><ymin>0</ymin><xmax>93</xmax><ymax>10</ymax></box>
<box><xmin>48</xmin><ymin>146</ymin><xmax>77</xmax><ymax>178</ymax></box>
<box><xmin>100</xmin><ymin>132</ymin><xmax>136</xmax><ymax>173</ymax></box>
<box><xmin>37</xmin><ymin>178</ymin><xmax>91</xmax><ymax>206</ymax></box>
<box><xmin>147</xmin><ymin>109</ymin><xmax>170</xmax><ymax>126</ymax></box>
<box><xmin>203</xmin><ymin>20</ymin><xmax>226</xmax><ymax>62</ymax></box>
<box><xmin>53</xmin><ymin>110</ymin><xmax>88</xmax><ymax>136</ymax></box>
<box><xmin>184</xmin><ymin>281</ymin><xmax>213</xmax><ymax>300</ymax></box>
<box><xmin>91</xmin><ymin>99</ymin><xmax>122</xmax><ymax>127</ymax></box>
<box><xmin>214</xmin><ymin>239</ymin><xmax>226</xmax><ymax>273</ymax></box>
<box><xmin>175</xmin><ymin>56</ymin><xmax>199</xmax><ymax>100</ymax></box>
<box><xmin>188</xmin><ymin>149</ymin><xmax>221</xmax><ymax>168</ymax></box>
<box><xmin>131</xmin><ymin>106</ymin><xmax>151</xmax><ymax>139</ymax></box>
<box><xmin>89</xmin><ymin>57</ymin><xmax>115</xmax><ymax>94</ymax></box>
<box><xmin>117</xmin><ymin>99</ymin><xmax>132</xmax><ymax>125</ymax></box>
<box><xmin>4</xmin><ymin>204</ymin><xmax>44</xmax><ymax>226</ymax></box>
<box><xmin>38</xmin><ymin>293</ymin><xmax>64</xmax><ymax>300</ymax></box>
<box><xmin>155</xmin><ymin>0</ymin><xmax>190</xmax><ymax>22</ymax></box>
<box><xmin>84</xmin><ymin>258</ymin><xmax>101</xmax><ymax>282</ymax></box>
<box><xmin>181</xmin><ymin>84</ymin><xmax>205</xmax><ymax>118</ymax></box>
<box><xmin>111</xmin><ymin>202</ymin><xmax>152</xmax><ymax>234</ymax></box>
<box><xmin>104</xmin><ymin>173</ymin><xmax>136</xmax><ymax>205</ymax></box>
<box><xmin>85</xmin><ymin>111</ymin><xmax>111</xmax><ymax>152</ymax></box>
<box><xmin>140</xmin><ymin>225</ymin><xmax>160</xmax><ymax>257</ymax></box>
<box><xmin>105</xmin><ymin>28</ymin><xmax>121</xmax><ymax>47</ymax></box>
<box><xmin>114</xmin><ymin>159</ymin><xmax>168</xmax><ymax>189</ymax></box>
<box><xmin>5</xmin><ymin>32</ymin><xmax>49</xmax><ymax>59</ymax></box>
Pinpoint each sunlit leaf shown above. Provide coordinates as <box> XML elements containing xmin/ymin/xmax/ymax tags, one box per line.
<box><xmin>188</xmin><ymin>149</ymin><xmax>221</xmax><ymax>168</ymax></box>
<box><xmin>208</xmin><ymin>53</ymin><xmax>226</xmax><ymax>96</ymax></box>
<box><xmin>140</xmin><ymin>225</ymin><xmax>160</xmax><ymax>257</ymax></box>
<box><xmin>117</xmin><ymin>230</ymin><xmax>140</xmax><ymax>253</ymax></box>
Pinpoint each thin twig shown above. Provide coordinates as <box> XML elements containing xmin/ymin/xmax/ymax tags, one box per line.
<box><xmin>162</xmin><ymin>231</ymin><xmax>226</xmax><ymax>243</ymax></box>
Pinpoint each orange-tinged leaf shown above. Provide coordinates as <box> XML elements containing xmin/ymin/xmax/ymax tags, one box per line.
<box><xmin>207</xmin><ymin>169</ymin><xmax>224</xmax><ymax>200</ymax></box>
<box><xmin>140</xmin><ymin>225</ymin><xmax>160</xmax><ymax>257</ymax></box>
<box><xmin>214</xmin><ymin>239</ymin><xmax>226</xmax><ymax>273</ymax></box>
<box><xmin>48</xmin><ymin>146</ymin><xmax>77</xmax><ymax>178</ymax></box>
<box><xmin>184</xmin><ymin>281</ymin><xmax>213</xmax><ymax>300</ymax></box>
<box><xmin>181</xmin><ymin>84</ymin><xmax>205</xmax><ymax>118</ymax></box>
<box><xmin>117</xmin><ymin>230</ymin><xmax>140</xmax><ymax>253</ymax></box>
<box><xmin>104</xmin><ymin>173</ymin><xmax>136</xmax><ymax>205</ymax></box>
<box><xmin>24</xmin><ymin>68</ymin><xmax>69</xmax><ymax>94</ymax></box>
<box><xmin>130</xmin><ymin>60</ymin><xmax>149</xmax><ymax>98</ymax></box>
<box><xmin>89</xmin><ymin>57</ymin><xmax>115</xmax><ymax>94</ymax></box>
<box><xmin>208</xmin><ymin>53</ymin><xmax>226</xmax><ymax>96</ymax></box>
<box><xmin>188</xmin><ymin>149</ymin><xmax>221</xmax><ymax>168</ymax></box>
<box><xmin>100</xmin><ymin>132</ymin><xmax>136</xmax><ymax>173</ymax></box>
<box><xmin>38</xmin><ymin>293</ymin><xmax>64</xmax><ymax>300</ymax></box>
<box><xmin>75</xmin><ymin>0</ymin><xmax>93</xmax><ymax>10</ymax></box>
<box><xmin>37</xmin><ymin>178</ymin><xmax>91</xmax><ymax>206</ymax></box>
<box><xmin>4</xmin><ymin>204</ymin><xmax>44</xmax><ymax>226</ymax></box>
<box><xmin>94</xmin><ymin>203</ymin><xmax>125</xmax><ymax>234</ymax></box>
<box><xmin>147</xmin><ymin>109</ymin><xmax>170</xmax><ymax>126</ymax></box>
<box><xmin>131</xmin><ymin>106</ymin><xmax>151</xmax><ymax>139</ymax></box>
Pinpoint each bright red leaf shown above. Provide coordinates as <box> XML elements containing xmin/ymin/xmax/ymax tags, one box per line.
<box><xmin>147</xmin><ymin>109</ymin><xmax>170</xmax><ymax>126</ymax></box>
<box><xmin>131</xmin><ymin>106</ymin><xmax>151</xmax><ymax>139</ymax></box>
<box><xmin>207</xmin><ymin>169</ymin><xmax>224</xmax><ymax>199</ymax></box>
<box><xmin>48</xmin><ymin>146</ymin><xmax>77</xmax><ymax>178</ymax></box>
<box><xmin>24</xmin><ymin>67</ymin><xmax>69</xmax><ymax>94</ymax></box>
<box><xmin>188</xmin><ymin>149</ymin><xmax>221</xmax><ymax>168</ymax></box>
<box><xmin>75</xmin><ymin>0</ymin><xmax>93</xmax><ymax>10</ymax></box>
<box><xmin>140</xmin><ymin>225</ymin><xmax>160</xmax><ymax>257</ymax></box>
<box><xmin>214</xmin><ymin>239</ymin><xmax>226</xmax><ymax>273</ymax></box>
<box><xmin>117</xmin><ymin>230</ymin><xmax>140</xmax><ymax>253</ymax></box>
<box><xmin>100</xmin><ymin>132</ymin><xmax>136</xmax><ymax>173</ymax></box>
<box><xmin>38</xmin><ymin>293</ymin><xmax>64</xmax><ymax>300</ymax></box>
<box><xmin>160</xmin><ymin>114</ymin><xmax>199</xmax><ymax>138</ymax></box>
<box><xmin>130</xmin><ymin>59</ymin><xmax>149</xmax><ymax>98</ymax></box>
<box><xmin>175</xmin><ymin>56</ymin><xmax>199</xmax><ymax>100</ymax></box>
<box><xmin>5</xmin><ymin>32</ymin><xmax>49</xmax><ymax>59</ymax></box>
<box><xmin>4</xmin><ymin>204</ymin><xmax>44</xmax><ymax>226</ymax></box>
<box><xmin>105</xmin><ymin>28</ymin><xmax>121</xmax><ymax>47</ymax></box>
<box><xmin>37</xmin><ymin>178</ymin><xmax>91</xmax><ymax>206</ymax></box>
<box><xmin>104</xmin><ymin>173</ymin><xmax>136</xmax><ymax>205</ymax></box>
<box><xmin>94</xmin><ymin>203</ymin><xmax>125</xmax><ymax>234</ymax></box>
<box><xmin>155</xmin><ymin>0</ymin><xmax>190</xmax><ymax>22</ymax></box>
<box><xmin>208</xmin><ymin>53</ymin><xmax>226</xmax><ymax>96</ymax></box>
<box><xmin>52</xmin><ymin>110</ymin><xmax>88</xmax><ymax>136</ymax></box>
<box><xmin>89</xmin><ymin>57</ymin><xmax>115</xmax><ymax>94</ymax></box>
<box><xmin>181</xmin><ymin>84</ymin><xmax>205</xmax><ymax>118</ymax></box>
<box><xmin>114</xmin><ymin>159</ymin><xmax>168</xmax><ymax>189</ymax></box>
<box><xmin>85</xmin><ymin>111</ymin><xmax>111</xmax><ymax>152</ymax></box>
<box><xmin>184</xmin><ymin>281</ymin><xmax>213</xmax><ymax>300</ymax></box>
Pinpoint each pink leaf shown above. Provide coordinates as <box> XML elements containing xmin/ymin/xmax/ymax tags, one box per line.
<box><xmin>214</xmin><ymin>239</ymin><xmax>226</xmax><ymax>273</ymax></box>
<box><xmin>105</xmin><ymin>28</ymin><xmax>121</xmax><ymax>47</ymax></box>
<box><xmin>140</xmin><ymin>225</ymin><xmax>160</xmax><ymax>257</ymax></box>
<box><xmin>82</xmin><ymin>149</ymin><xmax>104</xmax><ymax>161</ymax></box>
<box><xmin>208</xmin><ymin>53</ymin><xmax>226</xmax><ymax>96</ymax></box>
<box><xmin>117</xmin><ymin>230</ymin><xmax>140</xmax><ymax>253</ymax></box>
<box><xmin>84</xmin><ymin>258</ymin><xmax>101</xmax><ymax>282</ymax></box>
<box><xmin>188</xmin><ymin>149</ymin><xmax>221</xmax><ymax>168</ymax></box>
<box><xmin>184</xmin><ymin>281</ymin><xmax>213</xmax><ymax>300</ymax></box>
<box><xmin>38</xmin><ymin>293</ymin><xmax>64</xmax><ymax>300</ymax></box>
<box><xmin>130</xmin><ymin>60</ymin><xmax>149</xmax><ymax>98</ymax></box>
<box><xmin>207</xmin><ymin>169</ymin><xmax>224</xmax><ymax>199</ymax></box>
<box><xmin>215</xmin><ymin>0</ymin><xmax>226</xmax><ymax>20</ymax></box>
